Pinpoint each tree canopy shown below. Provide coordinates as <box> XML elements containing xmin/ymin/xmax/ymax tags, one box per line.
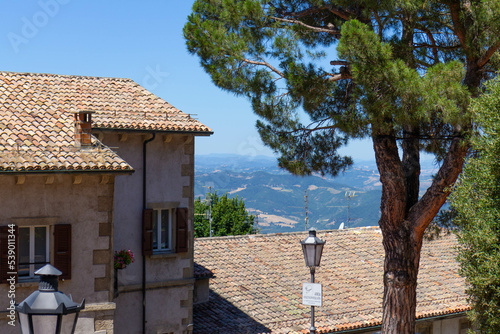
<box><xmin>184</xmin><ymin>1</ymin><xmax>500</xmax><ymax>332</ymax></box>
<box><xmin>451</xmin><ymin>78</ymin><xmax>500</xmax><ymax>333</ymax></box>
<box><xmin>194</xmin><ymin>192</ymin><xmax>256</xmax><ymax>237</ymax></box>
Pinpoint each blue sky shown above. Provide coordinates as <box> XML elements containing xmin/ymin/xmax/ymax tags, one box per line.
<box><xmin>0</xmin><ymin>0</ymin><xmax>374</xmax><ymax>161</ymax></box>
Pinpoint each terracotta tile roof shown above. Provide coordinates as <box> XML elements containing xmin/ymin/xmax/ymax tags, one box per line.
<box><xmin>194</xmin><ymin>228</ymin><xmax>468</xmax><ymax>334</ymax></box>
<box><xmin>0</xmin><ymin>71</ymin><xmax>212</xmax><ymax>133</ymax></box>
<box><xmin>0</xmin><ymin>71</ymin><xmax>211</xmax><ymax>172</ymax></box>
<box><xmin>0</xmin><ymin>105</ymin><xmax>132</xmax><ymax>172</ymax></box>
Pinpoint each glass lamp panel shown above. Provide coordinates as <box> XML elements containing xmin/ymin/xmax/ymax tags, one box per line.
<box><xmin>18</xmin><ymin>313</ymin><xmax>31</xmax><ymax>334</ymax></box>
<box><xmin>314</xmin><ymin>243</ymin><xmax>325</xmax><ymax>267</ymax></box>
<box><xmin>161</xmin><ymin>209</ymin><xmax>170</xmax><ymax>249</ymax></box>
<box><xmin>60</xmin><ymin>313</ymin><xmax>77</xmax><ymax>334</ymax></box>
<box><xmin>303</xmin><ymin>244</ymin><xmax>316</xmax><ymax>267</ymax></box>
<box><xmin>31</xmin><ymin>315</ymin><xmax>58</xmax><ymax>334</ymax></box>
<box><xmin>19</xmin><ymin>228</ymin><xmax>30</xmax><ymax>277</ymax></box>
<box><xmin>34</xmin><ymin>227</ymin><xmax>47</xmax><ymax>271</ymax></box>
<box><xmin>152</xmin><ymin>210</ymin><xmax>158</xmax><ymax>249</ymax></box>
<box><xmin>301</xmin><ymin>245</ymin><xmax>308</xmax><ymax>266</ymax></box>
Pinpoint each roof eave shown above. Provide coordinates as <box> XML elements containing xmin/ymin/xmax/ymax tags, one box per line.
<box><xmin>0</xmin><ymin>169</ymin><xmax>135</xmax><ymax>175</ymax></box>
<box><xmin>323</xmin><ymin>310</ymin><xmax>470</xmax><ymax>333</ymax></box>
<box><xmin>93</xmin><ymin>127</ymin><xmax>214</xmax><ymax>136</ymax></box>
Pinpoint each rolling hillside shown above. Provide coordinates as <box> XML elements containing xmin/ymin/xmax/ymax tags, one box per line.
<box><xmin>194</xmin><ymin>154</ymin><xmax>438</xmax><ymax>234</ymax></box>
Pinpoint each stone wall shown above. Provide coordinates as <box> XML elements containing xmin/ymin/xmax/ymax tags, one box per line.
<box><xmin>0</xmin><ymin>173</ymin><xmax>116</xmax><ymax>333</ymax></box>
<box><xmin>100</xmin><ymin>132</ymin><xmax>195</xmax><ymax>334</ymax></box>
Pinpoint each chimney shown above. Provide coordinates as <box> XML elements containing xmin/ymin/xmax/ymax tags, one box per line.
<box><xmin>72</xmin><ymin>110</ymin><xmax>94</xmax><ymax>147</ymax></box>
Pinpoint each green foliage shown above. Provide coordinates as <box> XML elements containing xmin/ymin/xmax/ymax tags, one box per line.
<box><xmin>194</xmin><ymin>192</ymin><xmax>256</xmax><ymax>237</ymax></box>
<box><xmin>338</xmin><ymin>19</ymin><xmax>470</xmax><ymax>138</ymax></box>
<box><xmin>451</xmin><ymin>78</ymin><xmax>500</xmax><ymax>333</ymax></box>
<box><xmin>184</xmin><ymin>1</ymin><xmax>488</xmax><ymax>175</ymax></box>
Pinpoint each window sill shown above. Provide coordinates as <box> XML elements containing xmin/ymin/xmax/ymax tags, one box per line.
<box><xmin>150</xmin><ymin>251</ymin><xmax>177</xmax><ymax>259</ymax></box>
<box><xmin>16</xmin><ymin>280</ymin><xmax>39</xmax><ymax>288</ymax></box>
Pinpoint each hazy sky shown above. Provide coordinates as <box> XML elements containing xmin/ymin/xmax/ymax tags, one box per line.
<box><xmin>0</xmin><ymin>0</ymin><xmax>374</xmax><ymax>161</ymax></box>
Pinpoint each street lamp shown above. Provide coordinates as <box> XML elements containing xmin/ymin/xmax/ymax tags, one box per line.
<box><xmin>301</xmin><ymin>228</ymin><xmax>326</xmax><ymax>334</ymax></box>
<box><xmin>16</xmin><ymin>264</ymin><xmax>85</xmax><ymax>334</ymax></box>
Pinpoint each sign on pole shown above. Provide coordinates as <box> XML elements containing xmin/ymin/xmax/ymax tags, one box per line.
<box><xmin>302</xmin><ymin>282</ymin><xmax>322</xmax><ymax>306</ymax></box>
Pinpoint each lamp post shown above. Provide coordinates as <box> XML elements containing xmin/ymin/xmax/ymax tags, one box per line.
<box><xmin>15</xmin><ymin>264</ymin><xmax>85</xmax><ymax>334</ymax></box>
<box><xmin>301</xmin><ymin>228</ymin><xmax>325</xmax><ymax>334</ymax></box>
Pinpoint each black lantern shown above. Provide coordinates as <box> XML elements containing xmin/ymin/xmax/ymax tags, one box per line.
<box><xmin>300</xmin><ymin>228</ymin><xmax>325</xmax><ymax>334</ymax></box>
<box><xmin>16</xmin><ymin>264</ymin><xmax>85</xmax><ymax>334</ymax></box>
<box><xmin>301</xmin><ymin>229</ymin><xmax>326</xmax><ymax>268</ymax></box>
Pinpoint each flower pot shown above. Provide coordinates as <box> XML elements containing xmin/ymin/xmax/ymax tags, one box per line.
<box><xmin>116</xmin><ymin>263</ymin><xmax>126</xmax><ymax>270</ymax></box>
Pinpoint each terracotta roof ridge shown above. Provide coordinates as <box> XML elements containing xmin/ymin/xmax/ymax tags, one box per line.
<box><xmin>416</xmin><ymin>305</ymin><xmax>470</xmax><ymax>319</ymax></box>
<box><xmin>0</xmin><ymin>70</ymin><xmax>133</xmax><ymax>82</ymax></box>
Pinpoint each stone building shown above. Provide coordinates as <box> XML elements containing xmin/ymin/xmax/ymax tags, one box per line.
<box><xmin>0</xmin><ymin>71</ymin><xmax>212</xmax><ymax>333</ymax></box>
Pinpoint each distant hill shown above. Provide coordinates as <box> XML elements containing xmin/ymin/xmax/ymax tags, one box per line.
<box><xmin>195</xmin><ymin>154</ymin><xmax>438</xmax><ymax>234</ymax></box>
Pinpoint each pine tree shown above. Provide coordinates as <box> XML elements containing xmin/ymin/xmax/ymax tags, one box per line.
<box><xmin>184</xmin><ymin>1</ymin><xmax>500</xmax><ymax>332</ymax></box>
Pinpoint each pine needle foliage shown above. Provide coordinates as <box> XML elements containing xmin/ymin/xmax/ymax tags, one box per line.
<box><xmin>451</xmin><ymin>78</ymin><xmax>500</xmax><ymax>333</ymax></box>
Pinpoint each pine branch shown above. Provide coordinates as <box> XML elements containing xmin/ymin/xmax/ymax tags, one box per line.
<box><xmin>276</xmin><ymin>119</ymin><xmax>337</xmax><ymax>136</ymax></box>
<box><xmin>277</xmin><ymin>5</ymin><xmax>353</xmax><ymax>21</ymax></box>
<box><xmin>241</xmin><ymin>58</ymin><xmax>284</xmax><ymax>78</ymax></box>
<box><xmin>325</xmin><ymin>73</ymin><xmax>352</xmax><ymax>81</ymax></box>
<box><xmin>324</xmin><ymin>5</ymin><xmax>358</xmax><ymax>21</ymax></box>
<box><xmin>413</xmin><ymin>43</ymin><xmax>461</xmax><ymax>50</ymax></box>
<box><xmin>330</xmin><ymin>61</ymin><xmax>350</xmax><ymax>66</ymax></box>
<box><xmin>270</xmin><ymin>16</ymin><xmax>340</xmax><ymax>35</ymax></box>
<box><xmin>478</xmin><ymin>40</ymin><xmax>500</xmax><ymax>68</ymax></box>
<box><xmin>409</xmin><ymin>132</ymin><xmax>468</xmax><ymax>238</ymax></box>
<box><xmin>373</xmin><ymin>10</ymin><xmax>384</xmax><ymax>39</ymax></box>
<box><xmin>449</xmin><ymin>3</ymin><xmax>469</xmax><ymax>54</ymax></box>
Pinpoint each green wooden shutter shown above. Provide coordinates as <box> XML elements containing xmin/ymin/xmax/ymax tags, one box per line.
<box><xmin>176</xmin><ymin>208</ymin><xmax>188</xmax><ymax>253</ymax></box>
<box><xmin>54</xmin><ymin>224</ymin><xmax>71</xmax><ymax>280</ymax></box>
<box><xmin>142</xmin><ymin>209</ymin><xmax>154</xmax><ymax>256</ymax></box>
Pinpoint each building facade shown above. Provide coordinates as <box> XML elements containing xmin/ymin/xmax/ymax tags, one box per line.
<box><xmin>0</xmin><ymin>71</ymin><xmax>212</xmax><ymax>334</ymax></box>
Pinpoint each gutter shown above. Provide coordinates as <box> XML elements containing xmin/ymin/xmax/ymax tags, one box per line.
<box><xmin>142</xmin><ymin>132</ymin><xmax>156</xmax><ymax>334</ymax></box>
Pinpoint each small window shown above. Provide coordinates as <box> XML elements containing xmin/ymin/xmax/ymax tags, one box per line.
<box><xmin>18</xmin><ymin>226</ymin><xmax>50</xmax><ymax>280</ymax></box>
<box><xmin>153</xmin><ymin>209</ymin><xmax>174</xmax><ymax>252</ymax></box>
<box><xmin>143</xmin><ymin>207</ymin><xmax>188</xmax><ymax>256</ymax></box>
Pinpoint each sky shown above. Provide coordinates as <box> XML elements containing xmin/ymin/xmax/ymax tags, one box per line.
<box><xmin>0</xmin><ymin>0</ymin><xmax>375</xmax><ymax>161</ymax></box>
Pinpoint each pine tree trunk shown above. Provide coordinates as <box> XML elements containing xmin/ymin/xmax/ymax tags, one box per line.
<box><xmin>381</xmin><ymin>224</ymin><xmax>422</xmax><ymax>334</ymax></box>
<box><xmin>373</xmin><ymin>131</ymin><xmax>422</xmax><ymax>334</ymax></box>
<box><xmin>373</xmin><ymin>130</ymin><xmax>467</xmax><ymax>333</ymax></box>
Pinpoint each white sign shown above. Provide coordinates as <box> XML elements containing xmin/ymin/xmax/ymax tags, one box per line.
<box><xmin>302</xmin><ymin>282</ymin><xmax>322</xmax><ymax>306</ymax></box>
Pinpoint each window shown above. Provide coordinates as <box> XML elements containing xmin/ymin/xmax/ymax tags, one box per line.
<box><xmin>18</xmin><ymin>226</ymin><xmax>49</xmax><ymax>280</ymax></box>
<box><xmin>152</xmin><ymin>209</ymin><xmax>173</xmax><ymax>252</ymax></box>
<box><xmin>143</xmin><ymin>207</ymin><xmax>188</xmax><ymax>256</ymax></box>
<box><xmin>0</xmin><ymin>224</ymin><xmax>71</xmax><ymax>283</ymax></box>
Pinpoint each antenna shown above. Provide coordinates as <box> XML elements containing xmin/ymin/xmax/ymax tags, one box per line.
<box><xmin>203</xmin><ymin>186</ymin><xmax>213</xmax><ymax>237</ymax></box>
<box><xmin>304</xmin><ymin>190</ymin><xmax>309</xmax><ymax>231</ymax></box>
<box><xmin>345</xmin><ymin>191</ymin><xmax>358</xmax><ymax>229</ymax></box>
